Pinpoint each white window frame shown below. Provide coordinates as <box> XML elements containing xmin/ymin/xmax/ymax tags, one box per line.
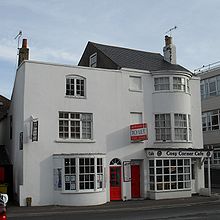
<box><xmin>129</xmin><ymin>76</ymin><xmax>142</xmax><ymax>92</ymax></box>
<box><xmin>174</xmin><ymin>114</ymin><xmax>187</xmax><ymax>141</ymax></box>
<box><xmin>154</xmin><ymin>77</ymin><xmax>170</xmax><ymax>91</ymax></box>
<box><xmin>62</xmin><ymin>156</ymin><xmax>104</xmax><ymax>193</ymax></box>
<box><xmin>64</xmin><ymin>158</ymin><xmax>76</xmax><ymax>191</ymax></box>
<box><xmin>149</xmin><ymin>158</ymin><xmax>191</xmax><ymax>192</ymax></box>
<box><xmin>155</xmin><ymin>113</ymin><xmax>191</xmax><ymax>142</ymax></box>
<box><xmin>79</xmin><ymin>157</ymin><xmax>95</xmax><ymax>191</ymax></box>
<box><xmin>200</xmin><ymin>76</ymin><xmax>220</xmax><ymax>99</ymax></box>
<box><xmin>155</xmin><ymin>114</ymin><xmax>171</xmax><ymax>141</ymax></box>
<box><xmin>130</xmin><ymin>112</ymin><xmax>143</xmax><ymax>124</ymax></box>
<box><xmin>173</xmin><ymin>77</ymin><xmax>186</xmax><ymax>92</ymax></box>
<box><xmin>202</xmin><ymin>110</ymin><xmax>220</xmax><ymax>131</ymax></box>
<box><xmin>66</xmin><ymin>75</ymin><xmax>86</xmax><ymax>98</ymax></box>
<box><xmin>59</xmin><ymin>112</ymin><xmax>93</xmax><ymax>140</ymax></box>
<box><xmin>188</xmin><ymin>115</ymin><xmax>192</xmax><ymax>141</ymax></box>
<box><xmin>89</xmin><ymin>53</ymin><xmax>97</xmax><ymax>67</ymax></box>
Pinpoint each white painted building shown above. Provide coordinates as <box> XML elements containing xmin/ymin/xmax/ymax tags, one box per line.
<box><xmin>6</xmin><ymin>37</ymin><xmax>212</xmax><ymax>206</ymax></box>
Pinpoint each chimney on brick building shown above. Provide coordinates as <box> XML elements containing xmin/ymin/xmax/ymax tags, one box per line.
<box><xmin>18</xmin><ymin>39</ymin><xmax>29</xmax><ymax>66</ymax></box>
<box><xmin>163</xmin><ymin>35</ymin><xmax>176</xmax><ymax>64</ymax></box>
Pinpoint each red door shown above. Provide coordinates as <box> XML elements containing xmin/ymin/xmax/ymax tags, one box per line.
<box><xmin>131</xmin><ymin>165</ymin><xmax>140</xmax><ymax>198</ymax></box>
<box><xmin>110</xmin><ymin>167</ymin><xmax>121</xmax><ymax>200</ymax></box>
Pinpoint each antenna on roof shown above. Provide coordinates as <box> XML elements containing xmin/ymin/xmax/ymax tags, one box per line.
<box><xmin>14</xmin><ymin>30</ymin><xmax>22</xmax><ymax>54</ymax></box>
<box><xmin>165</xmin><ymin>26</ymin><xmax>177</xmax><ymax>36</ymax></box>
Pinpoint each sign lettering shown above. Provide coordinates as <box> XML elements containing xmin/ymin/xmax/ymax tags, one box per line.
<box><xmin>32</xmin><ymin>121</ymin><xmax>38</xmax><ymax>142</ymax></box>
<box><xmin>130</xmin><ymin>123</ymin><xmax>148</xmax><ymax>141</ymax></box>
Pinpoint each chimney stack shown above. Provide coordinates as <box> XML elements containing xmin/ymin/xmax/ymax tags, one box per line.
<box><xmin>18</xmin><ymin>39</ymin><xmax>29</xmax><ymax>66</ymax></box>
<box><xmin>163</xmin><ymin>35</ymin><xmax>176</xmax><ymax>64</ymax></box>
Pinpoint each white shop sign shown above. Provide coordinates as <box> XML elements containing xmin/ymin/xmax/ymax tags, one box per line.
<box><xmin>146</xmin><ymin>149</ymin><xmax>213</xmax><ymax>158</ymax></box>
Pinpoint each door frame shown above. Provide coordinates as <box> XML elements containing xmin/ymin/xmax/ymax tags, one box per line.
<box><xmin>191</xmin><ymin>158</ymin><xmax>197</xmax><ymax>194</ymax></box>
<box><xmin>109</xmin><ymin>158</ymin><xmax>122</xmax><ymax>201</ymax></box>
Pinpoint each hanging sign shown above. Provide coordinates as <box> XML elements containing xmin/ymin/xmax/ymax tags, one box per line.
<box><xmin>19</xmin><ymin>132</ymin><xmax>23</xmax><ymax>150</ymax></box>
<box><xmin>130</xmin><ymin>123</ymin><xmax>148</xmax><ymax>142</ymax></box>
<box><xmin>32</xmin><ymin>120</ymin><xmax>38</xmax><ymax>142</ymax></box>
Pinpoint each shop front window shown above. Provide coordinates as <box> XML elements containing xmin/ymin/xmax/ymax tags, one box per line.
<box><xmin>62</xmin><ymin>157</ymin><xmax>104</xmax><ymax>192</ymax></box>
<box><xmin>149</xmin><ymin>158</ymin><xmax>191</xmax><ymax>191</ymax></box>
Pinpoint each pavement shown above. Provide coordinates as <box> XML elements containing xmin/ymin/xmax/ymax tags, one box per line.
<box><xmin>6</xmin><ymin>193</ymin><xmax>220</xmax><ymax>218</ymax></box>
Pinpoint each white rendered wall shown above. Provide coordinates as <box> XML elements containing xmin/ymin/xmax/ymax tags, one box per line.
<box><xmin>20</xmin><ymin>62</ymin><xmax>151</xmax><ymax>206</ymax></box>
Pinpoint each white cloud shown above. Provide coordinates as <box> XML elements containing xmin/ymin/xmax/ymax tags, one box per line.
<box><xmin>0</xmin><ymin>39</ymin><xmax>18</xmax><ymax>63</ymax></box>
<box><xmin>31</xmin><ymin>47</ymin><xmax>79</xmax><ymax>65</ymax></box>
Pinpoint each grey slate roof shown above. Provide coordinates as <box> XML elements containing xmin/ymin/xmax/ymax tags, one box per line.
<box><xmin>91</xmin><ymin>42</ymin><xmax>191</xmax><ymax>73</ymax></box>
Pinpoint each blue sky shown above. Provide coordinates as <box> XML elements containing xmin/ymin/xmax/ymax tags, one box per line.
<box><xmin>1</xmin><ymin>0</ymin><xmax>220</xmax><ymax>98</ymax></box>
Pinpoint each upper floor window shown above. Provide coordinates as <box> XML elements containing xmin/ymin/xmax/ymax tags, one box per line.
<box><xmin>200</xmin><ymin>75</ymin><xmax>220</xmax><ymax>99</ymax></box>
<box><xmin>155</xmin><ymin>114</ymin><xmax>171</xmax><ymax>141</ymax></box>
<box><xmin>202</xmin><ymin>110</ymin><xmax>220</xmax><ymax>131</ymax></box>
<box><xmin>66</xmin><ymin>75</ymin><xmax>85</xmax><ymax>98</ymax></box>
<box><xmin>89</xmin><ymin>53</ymin><xmax>97</xmax><ymax>67</ymax></box>
<box><xmin>130</xmin><ymin>112</ymin><xmax>143</xmax><ymax>124</ymax></box>
<box><xmin>154</xmin><ymin>76</ymin><xmax>190</xmax><ymax>93</ymax></box>
<box><xmin>129</xmin><ymin>76</ymin><xmax>142</xmax><ymax>91</ymax></box>
<box><xmin>173</xmin><ymin>77</ymin><xmax>186</xmax><ymax>92</ymax></box>
<box><xmin>174</xmin><ymin>114</ymin><xmax>187</xmax><ymax>140</ymax></box>
<box><xmin>154</xmin><ymin>77</ymin><xmax>170</xmax><ymax>91</ymax></box>
<box><xmin>59</xmin><ymin>112</ymin><xmax>92</xmax><ymax>140</ymax></box>
<box><xmin>155</xmin><ymin>113</ymin><xmax>191</xmax><ymax>142</ymax></box>
<box><xmin>188</xmin><ymin>115</ymin><xmax>192</xmax><ymax>141</ymax></box>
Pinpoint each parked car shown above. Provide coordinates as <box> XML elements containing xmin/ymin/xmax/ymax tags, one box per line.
<box><xmin>0</xmin><ymin>205</ymin><xmax>6</xmax><ymax>220</ymax></box>
<box><xmin>0</xmin><ymin>194</ymin><xmax>7</xmax><ymax>220</ymax></box>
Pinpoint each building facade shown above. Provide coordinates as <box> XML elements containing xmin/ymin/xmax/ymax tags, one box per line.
<box><xmin>6</xmin><ymin>37</ymin><xmax>211</xmax><ymax>206</ymax></box>
<box><xmin>197</xmin><ymin>63</ymin><xmax>220</xmax><ymax>187</ymax></box>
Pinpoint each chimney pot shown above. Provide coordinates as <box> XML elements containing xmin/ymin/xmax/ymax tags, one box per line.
<box><xmin>22</xmin><ymin>39</ymin><xmax>28</xmax><ymax>48</ymax></box>
<box><xmin>165</xmin><ymin>35</ymin><xmax>172</xmax><ymax>46</ymax></box>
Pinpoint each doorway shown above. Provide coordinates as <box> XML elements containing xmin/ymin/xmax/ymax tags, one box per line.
<box><xmin>131</xmin><ymin>164</ymin><xmax>141</xmax><ymax>198</ymax></box>
<box><xmin>110</xmin><ymin>167</ymin><xmax>121</xmax><ymax>200</ymax></box>
<box><xmin>109</xmin><ymin>158</ymin><xmax>122</xmax><ymax>201</ymax></box>
<box><xmin>191</xmin><ymin>159</ymin><xmax>197</xmax><ymax>193</ymax></box>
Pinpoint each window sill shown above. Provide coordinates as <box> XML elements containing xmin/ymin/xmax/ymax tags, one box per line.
<box><xmin>60</xmin><ymin>189</ymin><xmax>105</xmax><ymax>194</ymax></box>
<box><xmin>153</xmin><ymin>91</ymin><xmax>191</xmax><ymax>95</ymax></box>
<box><xmin>129</xmin><ymin>89</ymin><xmax>143</xmax><ymax>93</ymax></box>
<box><xmin>154</xmin><ymin>141</ymin><xmax>192</xmax><ymax>144</ymax></box>
<box><xmin>55</xmin><ymin>139</ymin><xmax>96</xmax><ymax>143</ymax></box>
<box><xmin>65</xmin><ymin>95</ymin><xmax>86</xmax><ymax>99</ymax></box>
<box><xmin>148</xmin><ymin>188</ymin><xmax>191</xmax><ymax>193</ymax></box>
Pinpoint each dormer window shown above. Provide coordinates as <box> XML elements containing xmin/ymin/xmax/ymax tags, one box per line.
<box><xmin>89</xmin><ymin>53</ymin><xmax>97</xmax><ymax>67</ymax></box>
<box><xmin>66</xmin><ymin>75</ymin><xmax>86</xmax><ymax>98</ymax></box>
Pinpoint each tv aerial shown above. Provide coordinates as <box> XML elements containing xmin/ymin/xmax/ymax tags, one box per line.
<box><xmin>165</xmin><ymin>26</ymin><xmax>177</xmax><ymax>36</ymax></box>
<box><xmin>14</xmin><ymin>30</ymin><xmax>22</xmax><ymax>54</ymax></box>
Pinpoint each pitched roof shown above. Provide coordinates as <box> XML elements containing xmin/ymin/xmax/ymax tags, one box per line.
<box><xmin>90</xmin><ymin>42</ymin><xmax>191</xmax><ymax>73</ymax></box>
